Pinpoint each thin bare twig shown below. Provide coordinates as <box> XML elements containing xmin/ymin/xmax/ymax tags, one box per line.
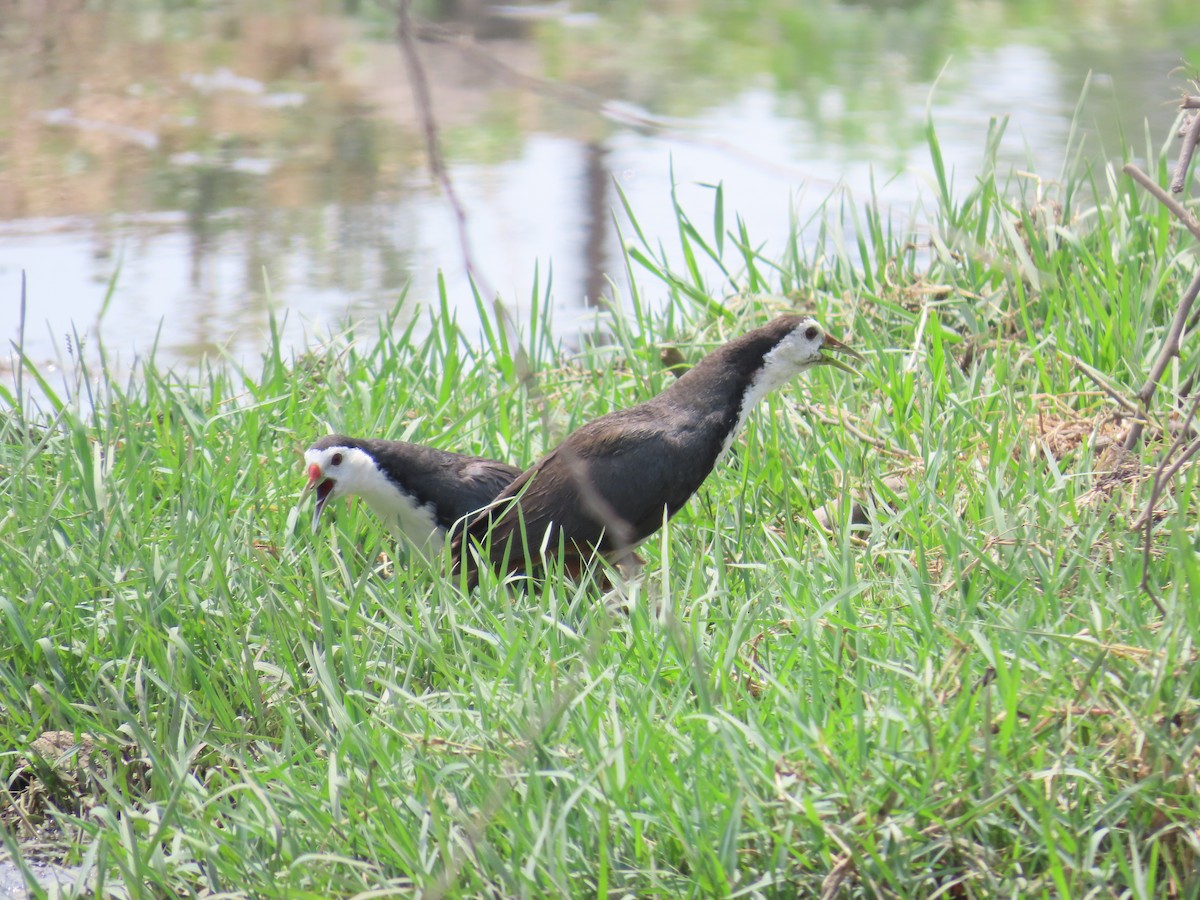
<box><xmin>1137</xmin><ymin>391</ymin><xmax>1200</xmax><ymax>613</ymax></box>
<box><xmin>410</xmin><ymin>18</ymin><xmax>846</xmax><ymax>188</ymax></box>
<box><xmin>1149</xmin><ymin>435</ymin><xmax>1200</xmax><ymax>497</ymax></box>
<box><xmin>1135</xmin><ymin>392</ymin><xmax>1200</xmax><ymax>533</ymax></box>
<box><xmin>793</xmin><ymin>401</ymin><xmax>918</xmax><ymax>460</ymax></box>
<box><xmin>1180</xmin><ymin>359</ymin><xmax>1200</xmax><ymax>406</ymax></box>
<box><xmin>1123</xmin><ymin>91</ymin><xmax>1200</xmax><ymax>608</ymax></box>
<box><xmin>1054</xmin><ymin>349</ymin><xmax>1140</xmax><ymax>414</ymax></box>
<box><xmin>1123</xmin><ymin>163</ymin><xmax>1200</xmax><ymax>244</ymax></box>
<box><xmin>396</xmin><ymin>0</ymin><xmax>488</xmax><ymax>298</ymax></box>
<box><xmin>395</xmin><ymin>0</ymin><xmax>531</xmax><ymax>384</ymax></box>
<box><xmin>1170</xmin><ymin>110</ymin><xmax>1200</xmax><ymax>194</ymax></box>
<box><xmin>1136</xmin><ymin>266</ymin><xmax>1200</xmax><ymax>405</ymax></box>
<box><xmin>820</xmin><ymin>853</ymin><xmax>857</xmax><ymax>900</ymax></box>
<box><xmin>1122</xmin><ymin>158</ymin><xmax>1200</xmax><ymax>451</ymax></box>
<box><xmin>1123</xmin><ymin>266</ymin><xmax>1200</xmax><ymax>450</ymax></box>
<box><xmin>414</xmin><ymin>19</ymin><xmax>606</xmax><ymax>115</ymax></box>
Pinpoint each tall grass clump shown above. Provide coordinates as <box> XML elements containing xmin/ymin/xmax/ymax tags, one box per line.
<box><xmin>2</xmin><ymin>113</ymin><xmax>1199</xmax><ymax>898</ymax></box>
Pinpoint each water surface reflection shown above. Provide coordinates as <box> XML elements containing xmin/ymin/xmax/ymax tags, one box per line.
<box><xmin>0</xmin><ymin>0</ymin><xmax>1194</xmax><ymax>374</ymax></box>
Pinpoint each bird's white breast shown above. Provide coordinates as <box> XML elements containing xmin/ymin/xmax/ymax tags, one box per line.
<box><xmin>335</xmin><ymin>449</ymin><xmax>444</xmax><ymax>555</ymax></box>
<box><xmin>362</xmin><ymin>489</ymin><xmax>443</xmax><ymax>556</ymax></box>
<box><xmin>718</xmin><ymin>362</ymin><xmax>786</xmax><ymax>461</ymax></box>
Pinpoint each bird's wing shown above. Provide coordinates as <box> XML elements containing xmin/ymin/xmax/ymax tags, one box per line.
<box><xmin>450</xmin><ymin>458</ymin><xmax>522</xmax><ymax>514</ymax></box>
<box><xmin>458</xmin><ymin>415</ymin><xmax>712</xmax><ymax>574</ymax></box>
<box><xmin>361</xmin><ymin>439</ymin><xmax>520</xmax><ymax>525</ymax></box>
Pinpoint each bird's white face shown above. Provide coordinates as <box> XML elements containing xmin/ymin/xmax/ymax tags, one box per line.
<box><xmin>303</xmin><ymin>445</ymin><xmax>388</xmax><ymax>530</ymax></box>
<box><xmin>762</xmin><ymin>317</ymin><xmax>829</xmax><ymax>377</ymax></box>
<box><xmin>302</xmin><ymin>443</ymin><xmax>444</xmax><ymax>552</ymax></box>
<box><xmin>719</xmin><ymin>316</ymin><xmax>861</xmax><ymax>460</ymax></box>
<box><xmin>757</xmin><ymin>316</ymin><xmax>860</xmax><ymax>393</ymax></box>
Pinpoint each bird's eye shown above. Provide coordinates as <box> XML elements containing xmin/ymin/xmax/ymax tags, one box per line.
<box><xmin>331</xmin><ymin>452</ymin><xmax>343</xmax><ymax>466</ymax></box>
<box><xmin>805</xmin><ymin>325</ymin><xmax>819</xmax><ymax>341</ymax></box>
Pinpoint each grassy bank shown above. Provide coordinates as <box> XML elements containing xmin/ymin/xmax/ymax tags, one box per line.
<box><xmin>2</xmin><ymin>115</ymin><xmax>1198</xmax><ymax>898</ymax></box>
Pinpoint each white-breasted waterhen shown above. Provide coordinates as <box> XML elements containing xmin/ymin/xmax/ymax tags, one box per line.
<box><xmin>304</xmin><ymin>435</ymin><xmax>520</xmax><ymax>555</ymax></box>
<box><xmin>451</xmin><ymin>315</ymin><xmax>862</xmax><ymax>586</ymax></box>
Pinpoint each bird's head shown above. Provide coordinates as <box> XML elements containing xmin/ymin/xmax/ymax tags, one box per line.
<box><xmin>765</xmin><ymin>316</ymin><xmax>863</xmax><ymax>378</ymax></box>
<box><xmin>302</xmin><ymin>437</ymin><xmax>380</xmax><ymax>531</ymax></box>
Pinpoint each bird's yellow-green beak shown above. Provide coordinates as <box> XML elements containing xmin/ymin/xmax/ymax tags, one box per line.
<box><xmin>818</xmin><ymin>333</ymin><xmax>864</xmax><ymax>375</ymax></box>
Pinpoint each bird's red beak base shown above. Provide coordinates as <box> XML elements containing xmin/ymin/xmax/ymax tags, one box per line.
<box><xmin>304</xmin><ymin>464</ymin><xmax>337</xmax><ymax>531</ymax></box>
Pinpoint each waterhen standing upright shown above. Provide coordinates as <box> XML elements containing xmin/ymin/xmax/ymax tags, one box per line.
<box><xmin>451</xmin><ymin>315</ymin><xmax>862</xmax><ymax>586</ymax></box>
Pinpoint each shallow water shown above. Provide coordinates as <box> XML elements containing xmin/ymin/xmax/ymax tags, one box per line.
<box><xmin>0</xmin><ymin>0</ymin><xmax>1195</xmax><ymax>377</ymax></box>
<box><xmin>0</xmin><ymin>856</ymin><xmax>77</xmax><ymax>898</ymax></box>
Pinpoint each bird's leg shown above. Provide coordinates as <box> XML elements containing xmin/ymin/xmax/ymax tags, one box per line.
<box><xmin>592</xmin><ymin>551</ymin><xmax>647</xmax><ymax>612</ymax></box>
<box><xmin>617</xmin><ymin>552</ymin><xmax>646</xmax><ymax>580</ymax></box>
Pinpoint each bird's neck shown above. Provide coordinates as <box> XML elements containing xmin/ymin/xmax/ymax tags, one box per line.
<box><xmin>658</xmin><ymin>338</ymin><xmax>784</xmax><ymax>459</ymax></box>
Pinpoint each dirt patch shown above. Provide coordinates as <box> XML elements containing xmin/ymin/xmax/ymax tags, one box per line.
<box><xmin>4</xmin><ymin>731</ymin><xmax>144</xmax><ymax>839</ymax></box>
<box><xmin>1027</xmin><ymin>408</ymin><xmax>1125</xmax><ymax>461</ymax></box>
